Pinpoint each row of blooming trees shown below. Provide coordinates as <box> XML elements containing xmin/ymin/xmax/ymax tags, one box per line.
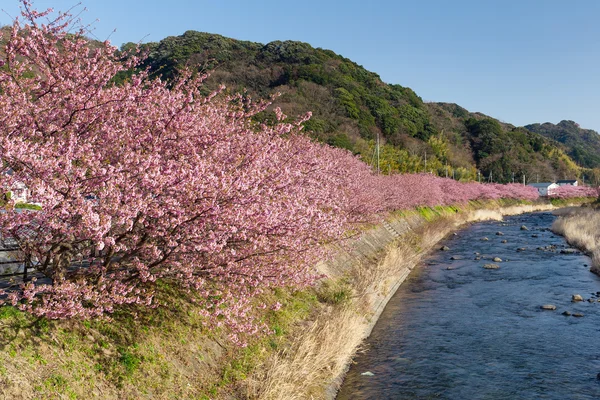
<box><xmin>0</xmin><ymin>2</ymin><xmax>546</xmax><ymax>340</ymax></box>
<box><xmin>548</xmin><ymin>185</ymin><xmax>600</xmax><ymax>200</ymax></box>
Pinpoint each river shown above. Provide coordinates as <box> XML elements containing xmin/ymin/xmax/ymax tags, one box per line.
<box><xmin>337</xmin><ymin>211</ymin><xmax>600</xmax><ymax>399</ymax></box>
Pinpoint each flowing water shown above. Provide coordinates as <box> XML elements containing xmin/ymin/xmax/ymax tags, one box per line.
<box><xmin>337</xmin><ymin>212</ymin><xmax>600</xmax><ymax>399</ymax></box>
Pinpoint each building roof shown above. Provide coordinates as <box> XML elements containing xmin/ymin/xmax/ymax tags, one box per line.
<box><xmin>556</xmin><ymin>179</ymin><xmax>577</xmax><ymax>183</ymax></box>
<box><xmin>528</xmin><ymin>182</ymin><xmax>557</xmax><ymax>188</ymax></box>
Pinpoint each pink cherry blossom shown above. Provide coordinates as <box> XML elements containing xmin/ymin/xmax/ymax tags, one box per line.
<box><xmin>0</xmin><ymin>1</ymin><xmax>541</xmax><ymax>341</ymax></box>
<box><xmin>548</xmin><ymin>185</ymin><xmax>599</xmax><ymax>199</ymax></box>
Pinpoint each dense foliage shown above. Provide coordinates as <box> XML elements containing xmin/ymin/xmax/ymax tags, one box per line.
<box><xmin>463</xmin><ymin>118</ymin><xmax>578</xmax><ymax>183</ymax></box>
<box><xmin>526</xmin><ymin>121</ymin><xmax>600</xmax><ymax>169</ymax></box>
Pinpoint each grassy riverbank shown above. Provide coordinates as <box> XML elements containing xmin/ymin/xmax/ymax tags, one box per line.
<box><xmin>0</xmin><ymin>199</ymin><xmax>571</xmax><ymax>399</ymax></box>
<box><xmin>552</xmin><ymin>203</ymin><xmax>600</xmax><ymax>274</ymax></box>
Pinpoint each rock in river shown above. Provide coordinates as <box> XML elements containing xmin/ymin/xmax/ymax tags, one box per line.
<box><xmin>573</xmin><ymin>313</ymin><xmax>584</xmax><ymax>318</ymax></box>
<box><xmin>520</xmin><ymin>225</ymin><xmax>528</xmax><ymax>231</ymax></box>
<box><xmin>562</xmin><ymin>311</ymin><xmax>572</xmax><ymax>316</ymax></box>
<box><xmin>516</xmin><ymin>247</ymin><xmax>526</xmax><ymax>252</ymax></box>
<box><xmin>540</xmin><ymin>305</ymin><xmax>556</xmax><ymax>310</ymax></box>
<box><xmin>572</xmin><ymin>294</ymin><xmax>584</xmax><ymax>302</ymax></box>
<box><xmin>493</xmin><ymin>257</ymin><xmax>503</xmax><ymax>262</ymax></box>
<box><xmin>483</xmin><ymin>263</ymin><xmax>500</xmax><ymax>269</ymax></box>
<box><xmin>440</xmin><ymin>246</ymin><xmax>450</xmax><ymax>251</ymax></box>
<box><xmin>496</xmin><ymin>232</ymin><xmax>504</xmax><ymax>236</ymax></box>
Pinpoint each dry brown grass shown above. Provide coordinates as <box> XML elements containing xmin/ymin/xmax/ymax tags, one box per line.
<box><xmin>244</xmin><ymin>306</ymin><xmax>364</xmax><ymax>400</ymax></box>
<box><xmin>552</xmin><ymin>207</ymin><xmax>600</xmax><ymax>272</ymax></box>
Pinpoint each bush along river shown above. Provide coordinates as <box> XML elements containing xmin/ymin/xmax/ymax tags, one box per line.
<box><xmin>337</xmin><ymin>211</ymin><xmax>600</xmax><ymax>400</ymax></box>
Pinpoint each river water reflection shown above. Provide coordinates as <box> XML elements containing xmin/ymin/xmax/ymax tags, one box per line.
<box><xmin>337</xmin><ymin>212</ymin><xmax>600</xmax><ymax>399</ymax></box>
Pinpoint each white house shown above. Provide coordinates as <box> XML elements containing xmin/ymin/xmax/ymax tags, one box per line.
<box><xmin>528</xmin><ymin>182</ymin><xmax>560</xmax><ymax>197</ymax></box>
<box><xmin>556</xmin><ymin>179</ymin><xmax>578</xmax><ymax>187</ymax></box>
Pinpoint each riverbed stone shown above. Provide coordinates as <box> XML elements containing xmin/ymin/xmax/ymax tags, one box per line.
<box><xmin>540</xmin><ymin>305</ymin><xmax>556</xmax><ymax>310</ymax></box>
<box><xmin>520</xmin><ymin>225</ymin><xmax>528</xmax><ymax>231</ymax></box>
<box><xmin>572</xmin><ymin>294</ymin><xmax>584</xmax><ymax>302</ymax></box>
<box><xmin>493</xmin><ymin>257</ymin><xmax>502</xmax><ymax>262</ymax></box>
<box><xmin>450</xmin><ymin>256</ymin><xmax>462</xmax><ymax>260</ymax></box>
<box><xmin>496</xmin><ymin>232</ymin><xmax>504</xmax><ymax>236</ymax></box>
<box><xmin>440</xmin><ymin>246</ymin><xmax>450</xmax><ymax>251</ymax></box>
<box><xmin>361</xmin><ymin>371</ymin><xmax>375</xmax><ymax>376</ymax></box>
<box><xmin>517</xmin><ymin>247</ymin><xmax>526</xmax><ymax>252</ymax></box>
<box><xmin>531</xmin><ymin>234</ymin><xmax>539</xmax><ymax>238</ymax></box>
<box><xmin>501</xmin><ymin>240</ymin><xmax>508</xmax><ymax>243</ymax></box>
<box><xmin>573</xmin><ymin>313</ymin><xmax>584</xmax><ymax>318</ymax></box>
<box><xmin>474</xmin><ymin>256</ymin><xmax>482</xmax><ymax>260</ymax></box>
<box><xmin>481</xmin><ymin>237</ymin><xmax>489</xmax><ymax>241</ymax></box>
<box><xmin>560</xmin><ymin>248</ymin><xmax>577</xmax><ymax>254</ymax></box>
<box><xmin>562</xmin><ymin>311</ymin><xmax>572</xmax><ymax>316</ymax></box>
<box><xmin>483</xmin><ymin>263</ymin><xmax>500</xmax><ymax>269</ymax></box>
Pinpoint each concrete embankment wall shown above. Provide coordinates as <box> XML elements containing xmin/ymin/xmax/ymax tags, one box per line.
<box><xmin>248</xmin><ymin>202</ymin><xmax>557</xmax><ymax>400</ymax></box>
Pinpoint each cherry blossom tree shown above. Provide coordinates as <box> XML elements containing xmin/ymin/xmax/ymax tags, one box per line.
<box><xmin>0</xmin><ymin>2</ymin><xmax>359</xmax><ymax>338</ymax></box>
<box><xmin>0</xmin><ymin>2</ymin><xmax>540</xmax><ymax>341</ymax></box>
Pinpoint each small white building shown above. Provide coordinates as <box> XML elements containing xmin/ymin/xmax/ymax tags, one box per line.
<box><xmin>528</xmin><ymin>182</ymin><xmax>560</xmax><ymax>197</ymax></box>
<box><xmin>556</xmin><ymin>179</ymin><xmax>578</xmax><ymax>187</ymax></box>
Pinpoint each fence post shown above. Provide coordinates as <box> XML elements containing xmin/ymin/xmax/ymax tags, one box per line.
<box><xmin>23</xmin><ymin>253</ymin><xmax>30</xmax><ymax>282</ymax></box>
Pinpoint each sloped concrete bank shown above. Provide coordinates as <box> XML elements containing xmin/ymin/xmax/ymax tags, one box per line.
<box><xmin>247</xmin><ymin>201</ymin><xmax>558</xmax><ymax>400</ymax></box>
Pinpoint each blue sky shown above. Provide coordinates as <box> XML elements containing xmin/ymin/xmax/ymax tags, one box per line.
<box><xmin>2</xmin><ymin>0</ymin><xmax>600</xmax><ymax>132</ymax></box>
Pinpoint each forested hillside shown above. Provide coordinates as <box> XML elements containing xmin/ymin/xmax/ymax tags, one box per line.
<box><xmin>525</xmin><ymin>120</ymin><xmax>600</xmax><ymax>170</ymax></box>
<box><xmin>121</xmin><ymin>31</ymin><xmax>598</xmax><ymax>183</ymax></box>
